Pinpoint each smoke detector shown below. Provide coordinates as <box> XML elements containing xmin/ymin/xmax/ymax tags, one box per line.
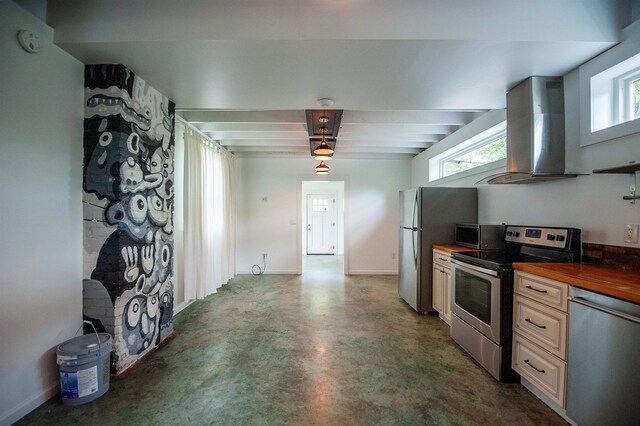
<box><xmin>317</xmin><ymin>98</ymin><xmax>334</xmax><ymax>108</ymax></box>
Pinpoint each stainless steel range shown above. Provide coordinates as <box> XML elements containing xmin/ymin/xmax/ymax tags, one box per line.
<box><xmin>450</xmin><ymin>225</ymin><xmax>581</xmax><ymax>382</ymax></box>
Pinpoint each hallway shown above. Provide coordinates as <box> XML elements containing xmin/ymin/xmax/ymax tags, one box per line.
<box><xmin>19</xmin><ymin>268</ymin><xmax>564</xmax><ymax>425</ymax></box>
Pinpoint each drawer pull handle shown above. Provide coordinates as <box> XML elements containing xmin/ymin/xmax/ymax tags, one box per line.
<box><xmin>524</xmin><ymin>359</ymin><xmax>545</xmax><ymax>374</ymax></box>
<box><xmin>438</xmin><ymin>257</ymin><xmax>448</xmax><ymax>262</ymax></box>
<box><xmin>525</xmin><ymin>285</ymin><xmax>548</xmax><ymax>294</ymax></box>
<box><xmin>525</xmin><ymin>318</ymin><xmax>547</xmax><ymax>329</ymax></box>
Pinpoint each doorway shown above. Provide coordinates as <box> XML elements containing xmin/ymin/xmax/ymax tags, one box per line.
<box><xmin>301</xmin><ymin>180</ymin><xmax>345</xmax><ymax>274</ymax></box>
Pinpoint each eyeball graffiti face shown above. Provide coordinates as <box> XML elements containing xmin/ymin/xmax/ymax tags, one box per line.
<box><xmin>132</xmin><ymin>77</ymin><xmax>173</xmax><ymax>146</ymax></box>
<box><xmin>106</xmin><ymin>196</ymin><xmax>154</xmax><ymax>242</ymax></box>
<box><xmin>149</xmin><ymin>147</ymin><xmax>174</xmax><ymax>200</ymax></box>
<box><xmin>85</xmin><ymin>130</ymin><xmax>133</xmax><ymax>201</ymax></box>
<box><xmin>123</xmin><ymin>293</ymin><xmax>159</xmax><ymax>355</ymax></box>
<box><xmin>147</xmin><ymin>194</ymin><xmax>168</xmax><ymax>227</ymax></box>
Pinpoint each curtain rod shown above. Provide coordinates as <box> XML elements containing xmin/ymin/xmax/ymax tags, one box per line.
<box><xmin>175</xmin><ymin>115</ymin><xmax>234</xmax><ymax>158</ymax></box>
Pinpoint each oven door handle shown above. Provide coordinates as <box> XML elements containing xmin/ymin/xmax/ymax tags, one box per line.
<box><xmin>451</xmin><ymin>259</ymin><xmax>499</xmax><ymax>277</ymax></box>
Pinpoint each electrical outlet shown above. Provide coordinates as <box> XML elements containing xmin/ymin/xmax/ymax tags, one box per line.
<box><xmin>624</xmin><ymin>224</ymin><xmax>639</xmax><ymax>243</ymax></box>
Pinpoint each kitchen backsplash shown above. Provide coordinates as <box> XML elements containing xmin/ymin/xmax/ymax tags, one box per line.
<box><xmin>582</xmin><ymin>243</ymin><xmax>640</xmax><ymax>272</ymax></box>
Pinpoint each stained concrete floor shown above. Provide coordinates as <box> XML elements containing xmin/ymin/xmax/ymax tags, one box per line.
<box><xmin>19</xmin><ymin>256</ymin><xmax>566</xmax><ymax>425</ymax></box>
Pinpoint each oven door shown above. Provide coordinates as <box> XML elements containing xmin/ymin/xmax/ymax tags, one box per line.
<box><xmin>451</xmin><ymin>259</ymin><xmax>502</xmax><ymax>344</ymax></box>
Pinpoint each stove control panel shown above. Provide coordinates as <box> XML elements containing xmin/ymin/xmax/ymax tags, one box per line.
<box><xmin>505</xmin><ymin>226</ymin><xmax>570</xmax><ymax>249</ymax></box>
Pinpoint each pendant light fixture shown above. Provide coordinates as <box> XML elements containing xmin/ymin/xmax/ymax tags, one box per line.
<box><xmin>313</xmin><ymin>126</ymin><xmax>334</xmax><ymax>156</ymax></box>
<box><xmin>314</xmin><ymin>153</ymin><xmax>333</xmax><ymax>161</ymax></box>
<box><xmin>315</xmin><ymin>161</ymin><xmax>330</xmax><ymax>175</ymax></box>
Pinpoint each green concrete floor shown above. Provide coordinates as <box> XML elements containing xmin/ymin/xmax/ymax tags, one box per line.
<box><xmin>19</xmin><ymin>261</ymin><xmax>566</xmax><ymax>425</ymax></box>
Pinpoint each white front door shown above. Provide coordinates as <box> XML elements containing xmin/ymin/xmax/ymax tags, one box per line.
<box><xmin>306</xmin><ymin>193</ymin><xmax>336</xmax><ymax>254</ymax></box>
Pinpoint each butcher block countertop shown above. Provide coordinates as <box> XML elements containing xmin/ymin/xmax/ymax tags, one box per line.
<box><xmin>432</xmin><ymin>244</ymin><xmax>479</xmax><ymax>253</ymax></box>
<box><xmin>513</xmin><ymin>263</ymin><xmax>640</xmax><ymax>305</ymax></box>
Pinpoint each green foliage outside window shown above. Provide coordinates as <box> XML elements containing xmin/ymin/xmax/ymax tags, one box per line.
<box><xmin>442</xmin><ymin>136</ymin><xmax>507</xmax><ymax>177</ymax></box>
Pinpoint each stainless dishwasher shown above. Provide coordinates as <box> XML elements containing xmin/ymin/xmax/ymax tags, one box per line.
<box><xmin>567</xmin><ymin>287</ymin><xmax>640</xmax><ymax>426</ymax></box>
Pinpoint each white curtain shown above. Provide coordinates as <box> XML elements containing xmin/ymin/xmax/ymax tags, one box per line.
<box><xmin>183</xmin><ymin>126</ymin><xmax>236</xmax><ymax>300</ymax></box>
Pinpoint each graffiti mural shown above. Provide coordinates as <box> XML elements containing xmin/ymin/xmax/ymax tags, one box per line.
<box><xmin>82</xmin><ymin>64</ymin><xmax>175</xmax><ymax>372</ymax></box>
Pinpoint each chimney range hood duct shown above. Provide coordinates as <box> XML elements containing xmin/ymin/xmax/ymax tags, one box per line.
<box><xmin>479</xmin><ymin>76</ymin><xmax>578</xmax><ymax>184</ymax></box>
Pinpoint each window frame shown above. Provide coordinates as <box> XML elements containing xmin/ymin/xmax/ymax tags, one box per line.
<box><xmin>579</xmin><ymin>22</ymin><xmax>640</xmax><ymax>147</ymax></box>
<box><xmin>439</xmin><ymin>131</ymin><xmax>507</xmax><ymax>179</ymax></box>
<box><xmin>428</xmin><ymin>121</ymin><xmax>507</xmax><ymax>182</ymax></box>
<box><xmin>616</xmin><ymin>68</ymin><xmax>640</xmax><ymax>122</ymax></box>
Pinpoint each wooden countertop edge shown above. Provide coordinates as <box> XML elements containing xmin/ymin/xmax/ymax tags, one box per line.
<box><xmin>513</xmin><ymin>263</ymin><xmax>640</xmax><ymax>305</ymax></box>
<box><xmin>432</xmin><ymin>244</ymin><xmax>478</xmax><ymax>253</ymax></box>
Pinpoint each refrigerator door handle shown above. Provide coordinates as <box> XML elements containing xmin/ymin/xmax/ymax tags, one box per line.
<box><xmin>413</xmin><ymin>229</ymin><xmax>418</xmax><ymax>267</ymax></box>
<box><xmin>412</xmin><ymin>190</ymin><xmax>419</xmax><ymax>230</ymax></box>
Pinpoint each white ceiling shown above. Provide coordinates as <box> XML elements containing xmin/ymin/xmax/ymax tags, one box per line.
<box><xmin>41</xmin><ymin>0</ymin><xmax>634</xmax><ymax>158</ymax></box>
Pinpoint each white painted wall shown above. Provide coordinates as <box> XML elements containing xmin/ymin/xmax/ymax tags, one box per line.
<box><xmin>0</xmin><ymin>3</ymin><xmax>84</xmax><ymax>423</ymax></box>
<box><xmin>412</xmin><ymin>32</ymin><xmax>640</xmax><ymax>248</ymax></box>
<box><xmin>301</xmin><ymin>181</ymin><xmax>345</xmax><ymax>256</ymax></box>
<box><xmin>236</xmin><ymin>157</ymin><xmax>411</xmax><ymax>275</ymax></box>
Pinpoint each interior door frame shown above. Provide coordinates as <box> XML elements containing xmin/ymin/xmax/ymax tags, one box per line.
<box><xmin>297</xmin><ymin>175</ymin><xmax>349</xmax><ymax>275</ymax></box>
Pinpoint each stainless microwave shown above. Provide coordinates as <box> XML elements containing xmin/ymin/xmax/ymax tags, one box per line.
<box><xmin>455</xmin><ymin>224</ymin><xmax>505</xmax><ymax>249</ymax></box>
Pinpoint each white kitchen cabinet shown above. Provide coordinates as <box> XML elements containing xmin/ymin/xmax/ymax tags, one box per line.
<box><xmin>432</xmin><ymin>249</ymin><xmax>452</xmax><ymax>324</ymax></box>
<box><xmin>512</xmin><ymin>270</ymin><xmax>569</xmax><ymax>409</ymax></box>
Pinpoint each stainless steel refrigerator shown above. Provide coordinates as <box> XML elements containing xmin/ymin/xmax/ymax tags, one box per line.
<box><xmin>399</xmin><ymin>187</ymin><xmax>478</xmax><ymax>313</ymax></box>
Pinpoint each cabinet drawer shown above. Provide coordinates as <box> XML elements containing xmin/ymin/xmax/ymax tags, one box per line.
<box><xmin>513</xmin><ymin>295</ymin><xmax>567</xmax><ymax>359</ymax></box>
<box><xmin>515</xmin><ymin>271</ymin><xmax>568</xmax><ymax>312</ymax></box>
<box><xmin>512</xmin><ymin>334</ymin><xmax>566</xmax><ymax>408</ymax></box>
<box><xmin>433</xmin><ymin>249</ymin><xmax>451</xmax><ymax>267</ymax></box>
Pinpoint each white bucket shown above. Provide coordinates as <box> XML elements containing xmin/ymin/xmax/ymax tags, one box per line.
<box><xmin>56</xmin><ymin>327</ymin><xmax>112</xmax><ymax>405</ymax></box>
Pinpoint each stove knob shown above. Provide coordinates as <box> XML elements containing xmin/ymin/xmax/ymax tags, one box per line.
<box><xmin>547</xmin><ymin>234</ymin><xmax>556</xmax><ymax>240</ymax></box>
<box><xmin>506</xmin><ymin>231</ymin><xmax>513</xmax><ymax>236</ymax></box>
<box><xmin>513</xmin><ymin>231</ymin><xmax>520</xmax><ymax>237</ymax></box>
<box><xmin>556</xmin><ymin>235</ymin><xmax>565</xmax><ymax>242</ymax></box>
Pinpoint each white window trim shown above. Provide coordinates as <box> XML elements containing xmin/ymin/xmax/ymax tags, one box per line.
<box><xmin>580</xmin><ymin>20</ymin><xmax>640</xmax><ymax>146</ymax></box>
<box><xmin>429</xmin><ymin>122</ymin><xmax>506</xmax><ymax>182</ymax></box>
<box><xmin>616</xmin><ymin>68</ymin><xmax>640</xmax><ymax>123</ymax></box>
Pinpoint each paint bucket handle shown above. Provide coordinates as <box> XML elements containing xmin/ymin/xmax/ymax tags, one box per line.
<box><xmin>74</xmin><ymin>320</ymin><xmax>101</xmax><ymax>347</ymax></box>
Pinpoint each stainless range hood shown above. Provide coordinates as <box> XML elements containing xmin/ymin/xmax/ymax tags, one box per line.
<box><xmin>480</xmin><ymin>76</ymin><xmax>578</xmax><ymax>184</ymax></box>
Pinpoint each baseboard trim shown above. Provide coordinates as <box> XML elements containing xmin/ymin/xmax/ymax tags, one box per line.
<box><xmin>174</xmin><ymin>300</ymin><xmax>195</xmax><ymax>315</ymax></box>
<box><xmin>1</xmin><ymin>381</ymin><xmax>59</xmax><ymax>425</ymax></box>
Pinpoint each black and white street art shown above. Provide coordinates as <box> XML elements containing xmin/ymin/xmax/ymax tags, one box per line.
<box><xmin>82</xmin><ymin>64</ymin><xmax>175</xmax><ymax>372</ymax></box>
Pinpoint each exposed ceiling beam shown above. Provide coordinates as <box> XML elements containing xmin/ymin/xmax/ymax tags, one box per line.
<box><xmin>178</xmin><ymin>110</ymin><xmax>306</xmax><ymax>123</ymax></box>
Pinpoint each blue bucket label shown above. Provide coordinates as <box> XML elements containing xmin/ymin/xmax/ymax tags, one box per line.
<box><xmin>60</xmin><ymin>365</ymin><xmax>98</xmax><ymax>399</ymax></box>
<box><xmin>60</xmin><ymin>371</ymin><xmax>79</xmax><ymax>399</ymax></box>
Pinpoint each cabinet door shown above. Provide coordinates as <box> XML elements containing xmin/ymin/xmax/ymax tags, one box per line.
<box><xmin>515</xmin><ymin>271</ymin><xmax>568</xmax><ymax>312</ymax></box>
<box><xmin>432</xmin><ymin>264</ymin><xmax>444</xmax><ymax>313</ymax></box>
<box><xmin>512</xmin><ymin>333</ymin><xmax>566</xmax><ymax>407</ymax></box>
<box><xmin>433</xmin><ymin>249</ymin><xmax>451</xmax><ymax>267</ymax></box>
<box><xmin>442</xmin><ymin>267</ymin><xmax>452</xmax><ymax>323</ymax></box>
<box><xmin>513</xmin><ymin>294</ymin><xmax>567</xmax><ymax>359</ymax></box>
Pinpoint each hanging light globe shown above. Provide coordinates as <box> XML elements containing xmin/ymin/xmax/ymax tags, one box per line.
<box><xmin>314</xmin><ymin>152</ymin><xmax>333</xmax><ymax>161</ymax></box>
<box><xmin>315</xmin><ymin>161</ymin><xmax>330</xmax><ymax>174</ymax></box>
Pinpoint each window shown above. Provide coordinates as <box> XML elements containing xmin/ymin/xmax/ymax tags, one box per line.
<box><xmin>429</xmin><ymin>122</ymin><xmax>507</xmax><ymax>182</ymax></box>
<box><xmin>591</xmin><ymin>55</ymin><xmax>640</xmax><ymax>133</ymax></box>
<box><xmin>440</xmin><ymin>133</ymin><xmax>506</xmax><ymax>178</ymax></box>
<box><xmin>579</xmin><ymin>26</ymin><xmax>640</xmax><ymax>147</ymax></box>
<box><xmin>619</xmin><ymin>70</ymin><xmax>640</xmax><ymax>122</ymax></box>
<box><xmin>312</xmin><ymin>199</ymin><xmax>329</xmax><ymax>212</ymax></box>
